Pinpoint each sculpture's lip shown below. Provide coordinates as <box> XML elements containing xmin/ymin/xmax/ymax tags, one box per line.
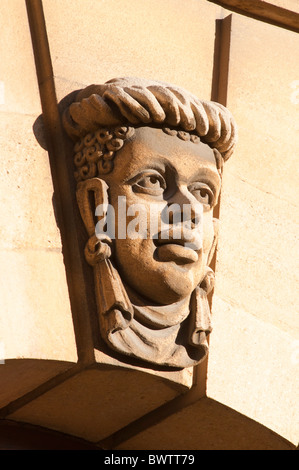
<box><xmin>154</xmin><ymin>237</ymin><xmax>187</xmax><ymax>247</ymax></box>
<box><xmin>154</xmin><ymin>236</ymin><xmax>200</xmax><ymax>264</ymax></box>
<box><xmin>154</xmin><ymin>231</ymin><xmax>202</xmax><ymax>251</ymax></box>
<box><xmin>156</xmin><ymin>244</ymin><xmax>199</xmax><ymax>264</ymax></box>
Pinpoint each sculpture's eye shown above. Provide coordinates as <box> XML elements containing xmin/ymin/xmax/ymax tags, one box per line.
<box><xmin>132</xmin><ymin>172</ymin><xmax>166</xmax><ymax>196</ymax></box>
<box><xmin>189</xmin><ymin>183</ymin><xmax>214</xmax><ymax>208</ymax></box>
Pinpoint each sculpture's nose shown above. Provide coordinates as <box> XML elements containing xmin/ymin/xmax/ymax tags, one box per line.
<box><xmin>166</xmin><ymin>186</ymin><xmax>202</xmax><ymax>229</ymax></box>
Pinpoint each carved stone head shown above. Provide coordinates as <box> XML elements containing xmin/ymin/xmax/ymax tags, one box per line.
<box><xmin>63</xmin><ymin>77</ymin><xmax>237</xmax><ymax>369</ymax></box>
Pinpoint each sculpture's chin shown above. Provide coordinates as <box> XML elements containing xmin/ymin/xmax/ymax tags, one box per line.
<box><xmin>112</xmin><ymin>230</ymin><xmax>208</xmax><ymax>305</ymax></box>
<box><xmin>120</xmin><ymin>262</ymin><xmax>203</xmax><ymax>306</ymax></box>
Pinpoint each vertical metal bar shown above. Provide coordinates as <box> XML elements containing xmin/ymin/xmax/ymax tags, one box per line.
<box><xmin>25</xmin><ymin>0</ymin><xmax>94</xmax><ymax>362</ymax></box>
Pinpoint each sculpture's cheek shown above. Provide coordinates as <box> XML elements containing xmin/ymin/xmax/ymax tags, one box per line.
<box><xmin>112</xmin><ymin>235</ymin><xmax>205</xmax><ymax>305</ymax></box>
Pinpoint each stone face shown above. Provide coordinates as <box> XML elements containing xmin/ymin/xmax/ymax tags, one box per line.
<box><xmin>0</xmin><ymin>0</ymin><xmax>298</xmax><ymax>451</ymax></box>
<box><xmin>62</xmin><ymin>77</ymin><xmax>237</xmax><ymax>369</ymax></box>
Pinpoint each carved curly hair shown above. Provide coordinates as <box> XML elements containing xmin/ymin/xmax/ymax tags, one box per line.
<box><xmin>62</xmin><ymin>77</ymin><xmax>237</xmax><ymax>181</ymax></box>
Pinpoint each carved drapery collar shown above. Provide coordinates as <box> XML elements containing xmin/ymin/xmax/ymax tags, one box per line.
<box><xmin>93</xmin><ymin>258</ymin><xmax>212</xmax><ymax>369</ymax></box>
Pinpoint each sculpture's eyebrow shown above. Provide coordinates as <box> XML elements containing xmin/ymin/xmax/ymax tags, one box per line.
<box><xmin>189</xmin><ymin>166</ymin><xmax>221</xmax><ymax>192</ymax></box>
<box><xmin>122</xmin><ymin>161</ymin><xmax>167</xmax><ymax>184</ymax></box>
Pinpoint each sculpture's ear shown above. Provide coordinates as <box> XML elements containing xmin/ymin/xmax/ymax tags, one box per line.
<box><xmin>76</xmin><ymin>178</ymin><xmax>109</xmax><ymax>237</ymax></box>
<box><xmin>207</xmin><ymin>217</ymin><xmax>219</xmax><ymax>266</ymax></box>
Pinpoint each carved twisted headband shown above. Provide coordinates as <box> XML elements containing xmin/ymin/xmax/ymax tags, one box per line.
<box><xmin>62</xmin><ymin>77</ymin><xmax>237</xmax><ymax>163</ymax></box>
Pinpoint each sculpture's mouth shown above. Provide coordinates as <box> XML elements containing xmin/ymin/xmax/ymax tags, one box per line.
<box><xmin>154</xmin><ymin>231</ymin><xmax>201</xmax><ymax>264</ymax></box>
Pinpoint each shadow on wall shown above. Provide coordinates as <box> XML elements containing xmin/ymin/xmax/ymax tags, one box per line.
<box><xmin>31</xmin><ymin>90</ymin><xmax>82</xmax><ymax>235</ymax></box>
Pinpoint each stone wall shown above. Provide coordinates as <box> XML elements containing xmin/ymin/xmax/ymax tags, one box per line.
<box><xmin>0</xmin><ymin>0</ymin><xmax>78</xmax><ymax>408</ymax></box>
<box><xmin>0</xmin><ymin>0</ymin><xmax>298</xmax><ymax>450</ymax></box>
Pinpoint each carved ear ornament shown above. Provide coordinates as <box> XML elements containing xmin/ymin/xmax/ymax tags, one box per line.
<box><xmin>84</xmin><ymin>234</ymin><xmax>112</xmax><ymax>266</ymax></box>
<box><xmin>200</xmin><ymin>267</ymin><xmax>216</xmax><ymax>294</ymax></box>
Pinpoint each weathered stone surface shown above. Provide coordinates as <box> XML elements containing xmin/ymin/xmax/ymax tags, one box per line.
<box><xmin>0</xmin><ymin>360</ymin><xmax>75</xmax><ymax>409</ymax></box>
<box><xmin>115</xmin><ymin>397</ymin><xmax>296</xmax><ymax>450</ymax></box>
<box><xmin>0</xmin><ymin>0</ymin><xmax>77</xmax><ymax>396</ymax></box>
<box><xmin>42</xmin><ymin>0</ymin><xmax>219</xmax><ymax>103</ymax></box>
<box><xmin>205</xmin><ymin>12</ymin><xmax>299</xmax><ymax>446</ymax></box>
<box><xmin>8</xmin><ymin>366</ymin><xmax>183</xmax><ymax>442</ymax></box>
<box><xmin>215</xmin><ymin>13</ymin><xmax>299</xmax><ymax>341</ymax></box>
<box><xmin>0</xmin><ymin>0</ymin><xmax>40</xmax><ymax>116</ymax></box>
<box><xmin>0</xmin><ymin>420</ymin><xmax>99</xmax><ymax>450</ymax></box>
<box><xmin>207</xmin><ymin>296</ymin><xmax>299</xmax><ymax>445</ymax></box>
<box><xmin>0</xmin><ymin>114</ymin><xmax>77</xmax><ymax>365</ymax></box>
